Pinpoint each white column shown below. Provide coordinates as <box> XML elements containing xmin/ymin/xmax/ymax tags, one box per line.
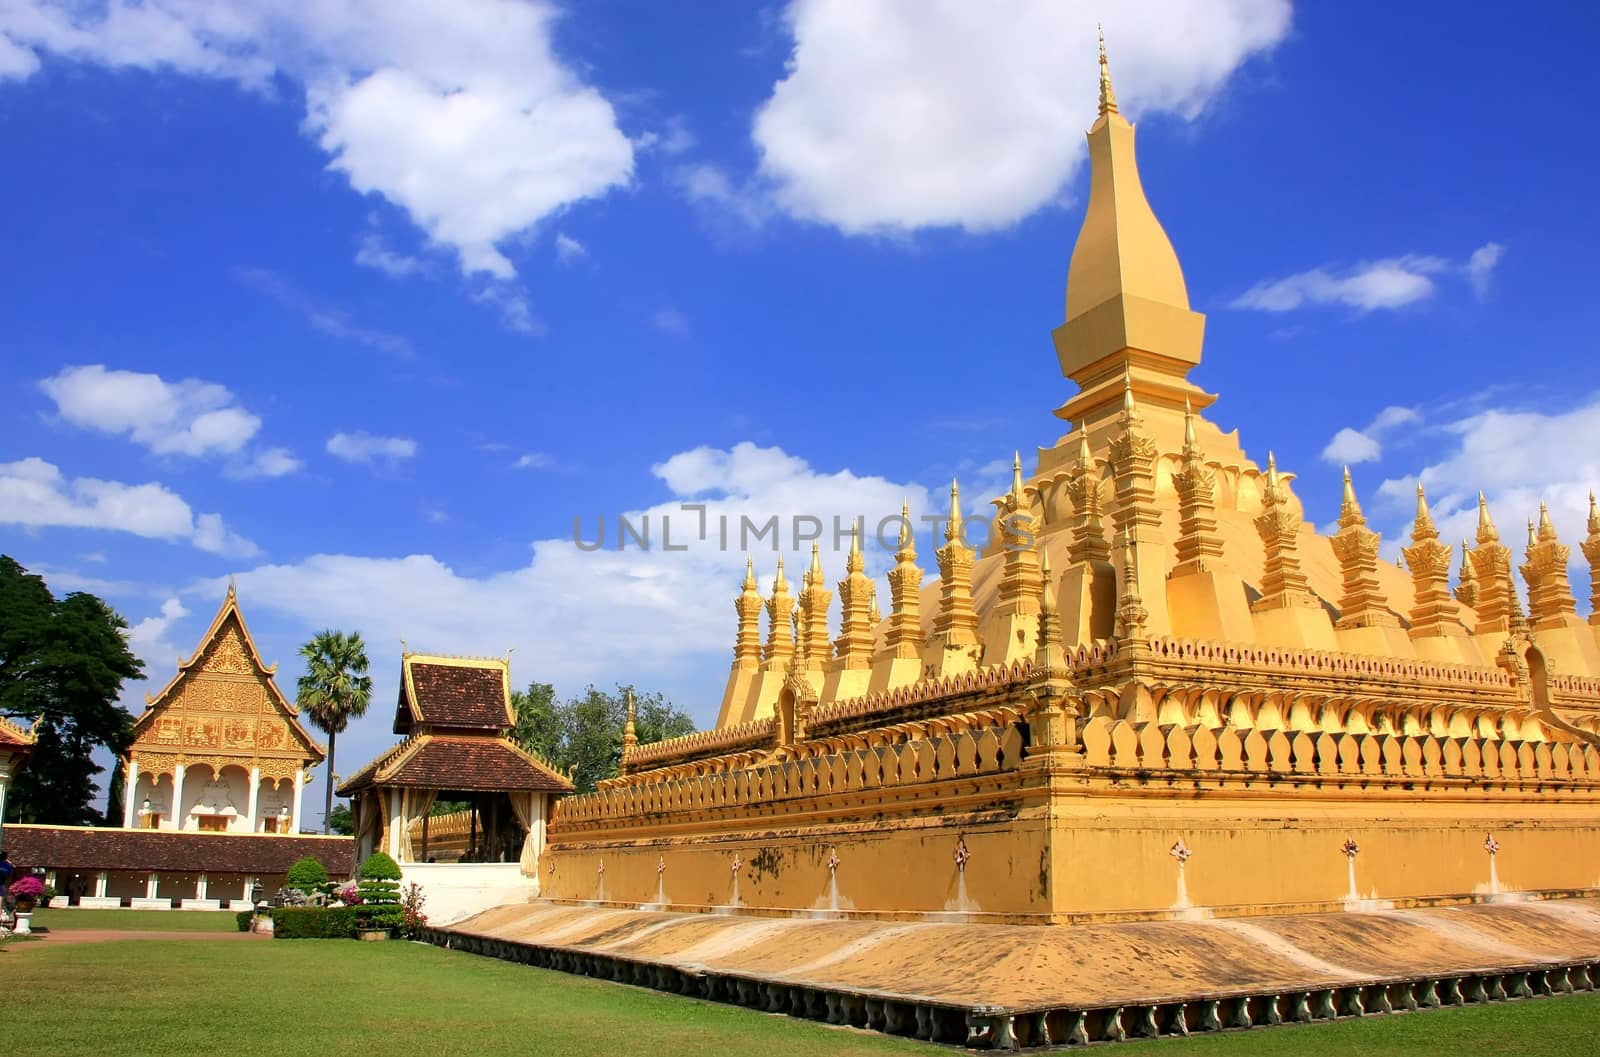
<box><xmin>0</xmin><ymin>771</ymin><xmax>9</xmax><ymax>827</ymax></box>
<box><xmin>122</xmin><ymin>759</ymin><xmax>139</xmax><ymax>828</ymax></box>
<box><xmin>196</xmin><ymin>873</ymin><xmax>208</xmax><ymax>900</ymax></box>
<box><xmin>170</xmin><ymin>763</ymin><xmax>187</xmax><ymax>830</ymax></box>
<box><xmin>243</xmin><ymin>874</ymin><xmax>257</xmax><ymax>903</ymax></box>
<box><xmin>146</xmin><ymin>872</ymin><xmax>159</xmax><ymax>899</ymax></box>
<box><xmin>245</xmin><ymin>766</ymin><xmax>261</xmax><ymax>832</ymax></box>
<box><xmin>290</xmin><ymin>769</ymin><xmax>305</xmax><ymax>834</ymax></box>
<box><xmin>94</xmin><ymin>871</ymin><xmax>108</xmax><ymax>898</ymax></box>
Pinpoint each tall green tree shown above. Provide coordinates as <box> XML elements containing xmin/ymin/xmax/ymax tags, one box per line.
<box><xmin>508</xmin><ymin>682</ymin><xmax>695</xmax><ymax>793</ymax></box>
<box><xmin>0</xmin><ymin>556</ymin><xmax>142</xmax><ymax>824</ymax></box>
<box><xmin>295</xmin><ymin>629</ymin><xmax>373</xmax><ymax>834</ymax></box>
<box><xmin>510</xmin><ymin>681</ymin><xmax>560</xmax><ymax>761</ymax></box>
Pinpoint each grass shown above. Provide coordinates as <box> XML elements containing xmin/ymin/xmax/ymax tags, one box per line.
<box><xmin>28</xmin><ymin>907</ymin><xmax>238</xmax><ymax>932</ymax></box>
<box><xmin>7</xmin><ymin>932</ymin><xmax>1600</xmax><ymax>1056</ymax></box>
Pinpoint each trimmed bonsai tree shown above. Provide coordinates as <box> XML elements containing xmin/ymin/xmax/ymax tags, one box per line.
<box><xmin>357</xmin><ymin>851</ymin><xmax>402</xmax><ymax>906</ymax></box>
<box><xmin>284</xmin><ymin>857</ymin><xmax>329</xmax><ymax>889</ymax></box>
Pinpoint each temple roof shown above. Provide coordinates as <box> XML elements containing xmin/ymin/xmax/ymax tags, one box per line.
<box><xmin>393</xmin><ymin>652</ymin><xmax>516</xmax><ymax>735</ymax></box>
<box><xmin>2</xmin><ymin>824</ymin><xmax>355</xmax><ymax>875</ymax></box>
<box><xmin>129</xmin><ymin>584</ymin><xmax>325</xmax><ymax>765</ymax></box>
<box><xmin>338</xmin><ymin>733</ymin><xmax>571</xmax><ymax>795</ymax></box>
<box><xmin>0</xmin><ymin>715</ymin><xmax>35</xmax><ymax>749</ymax></box>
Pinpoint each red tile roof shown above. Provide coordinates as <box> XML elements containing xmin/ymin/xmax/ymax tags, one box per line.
<box><xmin>395</xmin><ymin>658</ymin><xmax>513</xmax><ymax>734</ymax></box>
<box><xmin>0</xmin><ymin>716</ymin><xmax>33</xmax><ymax>748</ymax></box>
<box><xmin>339</xmin><ymin>734</ymin><xmax>571</xmax><ymax>795</ymax></box>
<box><xmin>1</xmin><ymin>825</ymin><xmax>355</xmax><ymax>875</ymax></box>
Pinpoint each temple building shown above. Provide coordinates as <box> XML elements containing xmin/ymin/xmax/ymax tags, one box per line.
<box><xmin>122</xmin><ymin>584</ymin><xmax>325</xmax><ymax>834</ymax></box>
<box><xmin>531</xmin><ymin>39</ymin><xmax>1600</xmax><ymax>926</ymax></box>
<box><xmin>0</xmin><ymin>714</ymin><xmax>35</xmax><ymax>831</ymax></box>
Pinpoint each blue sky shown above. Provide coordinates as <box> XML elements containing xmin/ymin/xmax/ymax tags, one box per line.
<box><xmin>3</xmin><ymin>2</ymin><xmax>1598</xmax><ymax>819</ymax></box>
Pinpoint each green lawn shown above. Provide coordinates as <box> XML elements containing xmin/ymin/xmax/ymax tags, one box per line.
<box><xmin>28</xmin><ymin>907</ymin><xmax>238</xmax><ymax>932</ymax></box>
<box><xmin>7</xmin><ymin>932</ymin><xmax>1600</xmax><ymax>1056</ymax></box>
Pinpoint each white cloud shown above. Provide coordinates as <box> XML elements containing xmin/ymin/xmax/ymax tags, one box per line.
<box><xmin>0</xmin><ymin>457</ymin><xmax>258</xmax><ymax>556</ymax></box>
<box><xmin>635</xmin><ymin>116</ymin><xmax>695</xmax><ymax>157</ymax></box>
<box><xmin>237</xmin><ymin>267</ymin><xmax>413</xmax><ymax>355</ymax></box>
<box><xmin>355</xmin><ymin>232</ymin><xmax>429</xmax><ymax>278</ymax></box>
<box><xmin>0</xmin><ymin>1</ymin><xmax>634</xmax><ymax>278</ymax></box>
<box><xmin>650</xmin><ymin>307</ymin><xmax>689</xmax><ymax>337</ymax></box>
<box><xmin>247</xmin><ymin>447</ymin><xmax>304</xmax><ymax>478</ymax></box>
<box><xmin>1234</xmin><ymin>243</ymin><xmax>1505</xmax><ymax>313</ymax></box>
<box><xmin>326</xmin><ymin>430</ymin><xmax>418</xmax><ymax>463</ymax></box>
<box><xmin>471</xmin><ymin>282</ymin><xmax>543</xmax><ymax>335</ymax></box>
<box><xmin>745</xmin><ymin>0</ymin><xmax>1290</xmax><ymax>234</ymax></box>
<box><xmin>125</xmin><ymin>596</ymin><xmax>190</xmax><ymax>668</ymax></box>
<box><xmin>513</xmin><ymin>452</ymin><xmax>555</xmax><ymax>470</ymax></box>
<box><xmin>1319</xmin><ymin>405</ymin><xmax>1419</xmax><ymax>465</ymax></box>
<box><xmin>1465</xmin><ymin>242</ymin><xmax>1505</xmax><ymax>298</ymax></box>
<box><xmin>40</xmin><ymin>364</ymin><xmax>261</xmax><ymax>457</ymax></box>
<box><xmin>230</xmin><ymin>442</ymin><xmax>940</xmax><ymax>742</ymax></box>
<box><xmin>554</xmin><ymin>233</ymin><xmax>586</xmax><ymax>263</ymax></box>
<box><xmin>1372</xmin><ymin>394</ymin><xmax>1600</xmax><ymax>577</ymax></box>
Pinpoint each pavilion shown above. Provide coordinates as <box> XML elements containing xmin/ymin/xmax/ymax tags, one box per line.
<box><xmin>339</xmin><ymin>649</ymin><xmax>571</xmax><ymax>921</ymax></box>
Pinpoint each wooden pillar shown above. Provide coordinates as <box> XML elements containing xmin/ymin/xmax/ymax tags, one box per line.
<box><xmin>421</xmin><ymin>811</ymin><xmax>431</xmax><ymax>863</ymax></box>
<box><xmin>468</xmin><ymin>796</ymin><xmax>479</xmax><ymax>862</ymax></box>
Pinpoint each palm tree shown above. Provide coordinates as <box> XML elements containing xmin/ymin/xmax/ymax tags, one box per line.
<box><xmin>296</xmin><ymin>629</ymin><xmax>373</xmax><ymax>834</ymax></box>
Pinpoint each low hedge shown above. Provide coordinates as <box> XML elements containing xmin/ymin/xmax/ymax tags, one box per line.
<box><xmin>272</xmin><ymin>905</ymin><xmax>403</xmax><ymax>939</ymax></box>
<box><xmin>235</xmin><ymin>910</ymin><xmax>256</xmax><ymax>932</ymax></box>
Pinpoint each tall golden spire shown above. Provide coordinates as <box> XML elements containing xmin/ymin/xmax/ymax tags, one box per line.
<box><xmin>1331</xmin><ymin>467</ymin><xmax>1396</xmax><ymax>629</ymax></box>
<box><xmin>1582</xmin><ymin>491</ymin><xmax>1600</xmax><ymax>627</ymax></box>
<box><xmin>732</xmin><ymin>557</ymin><xmax>763</xmax><ymax>669</ymax></box>
<box><xmin>1455</xmin><ymin>540</ymin><xmax>1478</xmax><ymax>609</ymax></box>
<box><xmin>1054</xmin><ymin>28</ymin><xmax>1208</xmax><ymax>428</ymax></box>
<box><xmin>761</xmin><ymin>559</ymin><xmax>796</xmax><ymax>670</ymax></box>
<box><xmin>620</xmin><ymin>688</ymin><xmax>638</xmax><ymax>774</ymax></box>
<box><xmin>928</xmin><ymin>479</ymin><xmax>982</xmax><ymax>669</ymax></box>
<box><xmin>881</xmin><ymin>499</ymin><xmax>925</xmax><ymax>661</ymax></box>
<box><xmin>832</xmin><ymin>524</ymin><xmax>875</xmax><ymax>672</ymax></box>
<box><xmin>1522</xmin><ymin>505</ymin><xmax>1579</xmax><ymax>629</ymax></box>
<box><xmin>1171</xmin><ymin>397</ymin><xmax>1222</xmax><ymax>575</ymax></box>
<box><xmin>1402</xmin><ymin>483</ymin><xmax>1463</xmax><ymax>640</ymax></box>
<box><xmin>798</xmin><ymin>543</ymin><xmax>832</xmax><ymax>670</ymax></box>
<box><xmin>1097</xmin><ymin>25</ymin><xmax>1119</xmax><ymax>116</ymax></box>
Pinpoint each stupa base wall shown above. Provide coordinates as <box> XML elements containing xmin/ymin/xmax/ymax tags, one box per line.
<box><xmin>546</xmin><ymin>778</ymin><xmax>1600</xmax><ymax>923</ymax></box>
<box><xmin>425</xmin><ymin>897</ymin><xmax>1600</xmax><ymax>1048</ymax></box>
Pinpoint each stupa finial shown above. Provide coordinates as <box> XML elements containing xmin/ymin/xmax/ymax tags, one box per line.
<box><xmin>1097</xmin><ymin>24</ymin><xmax>1119</xmax><ymax>117</ymax></box>
<box><xmin>1263</xmin><ymin>451</ymin><xmax>1283</xmax><ymax>504</ymax></box>
<box><xmin>1182</xmin><ymin>397</ymin><xmax>1197</xmax><ymax>451</ymax></box>
<box><xmin>1011</xmin><ymin>451</ymin><xmax>1025</xmax><ymax>499</ymax></box>
<box><xmin>946</xmin><ymin>479</ymin><xmax>965</xmax><ymax>543</ymax></box>
<box><xmin>1477</xmin><ymin>492</ymin><xmax>1499</xmax><ymax>543</ymax></box>
<box><xmin>742</xmin><ymin>556</ymin><xmax>756</xmax><ymax>592</ymax></box>
<box><xmin>846</xmin><ymin>521</ymin><xmax>864</xmax><ymax>574</ymax></box>
<box><xmin>1121</xmin><ymin>367</ymin><xmax>1136</xmax><ymax>418</ymax></box>
<box><xmin>1340</xmin><ymin>466</ymin><xmax>1364</xmax><ymax>523</ymax></box>
<box><xmin>1527</xmin><ymin>517</ymin><xmax>1538</xmax><ymax>550</ymax></box>
<box><xmin>1538</xmin><ymin>500</ymin><xmax>1558</xmax><ymax>541</ymax></box>
<box><xmin>808</xmin><ymin>541</ymin><xmax>823</xmax><ymax>583</ymax></box>
<box><xmin>1039</xmin><ymin>547</ymin><xmax>1055</xmax><ymax>616</ymax></box>
<box><xmin>1590</xmin><ymin>490</ymin><xmax>1600</xmax><ymax>534</ymax></box>
<box><xmin>897</xmin><ymin>497</ymin><xmax>915</xmax><ymax>555</ymax></box>
<box><xmin>1413</xmin><ymin>482</ymin><xmax>1437</xmax><ymax>538</ymax></box>
<box><xmin>772</xmin><ymin>557</ymin><xmax>789</xmax><ymax>593</ymax></box>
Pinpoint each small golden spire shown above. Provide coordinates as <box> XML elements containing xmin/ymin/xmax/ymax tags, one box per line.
<box><xmin>1011</xmin><ymin>451</ymin><xmax>1025</xmax><ymax>498</ymax></box>
<box><xmin>1538</xmin><ymin>500</ymin><xmax>1557</xmax><ymax>541</ymax></box>
<box><xmin>1097</xmin><ymin>24</ymin><xmax>1119</xmax><ymax>117</ymax></box>
<box><xmin>622</xmin><ymin>688</ymin><xmax>637</xmax><ymax>754</ymax></box>
<box><xmin>1121</xmin><ymin>367</ymin><xmax>1136</xmax><ymax>417</ymax></box>
<box><xmin>772</xmin><ymin>558</ymin><xmax>789</xmax><ymax>593</ymax></box>
<box><xmin>1040</xmin><ymin>547</ymin><xmax>1055</xmax><ymax>616</ymax></box>
<box><xmin>1264</xmin><ymin>451</ymin><xmax>1282</xmax><ymax>503</ymax></box>
<box><xmin>1414</xmin><ymin>482</ymin><xmax>1436</xmax><ymax>536</ymax></box>
<box><xmin>1527</xmin><ymin>517</ymin><xmax>1537</xmax><ymax>550</ymax></box>
<box><xmin>1460</xmin><ymin>540</ymin><xmax>1476</xmax><ymax>581</ymax></box>
<box><xmin>1590</xmin><ymin>490</ymin><xmax>1599</xmax><ymax>534</ymax></box>
<box><xmin>1340</xmin><ymin>465</ymin><xmax>1363</xmax><ymax>522</ymax></box>
<box><xmin>808</xmin><ymin>541</ymin><xmax>823</xmax><ymax>583</ymax></box>
<box><xmin>946</xmin><ymin>479</ymin><xmax>964</xmax><ymax>543</ymax></box>
<box><xmin>1477</xmin><ymin>492</ymin><xmax>1498</xmax><ymax>542</ymax></box>
<box><xmin>1182</xmin><ymin>397</ymin><xmax>1196</xmax><ymax>451</ymax></box>
<box><xmin>742</xmin><ymin>556</ymin><xmax>757</xmax><ymax>591</ymax></box>
<box><xmin>846</xmin><ymin>521</ymin><xmax>864</xmax><ymax>574</ymax></box>
<box><xmin>1076</xmin><ymin>429</ymin><xmax>1093</xmax><ymax>469</ymax></box>
<box><xmin>897</xmin><ymin>497</ymin><xmax>915</xmax><ymax>554</ymax></box>
<box><xmin>868</xmin><ymin>595</ymin><xmax>881</xmax><ymax>624</ymax></box>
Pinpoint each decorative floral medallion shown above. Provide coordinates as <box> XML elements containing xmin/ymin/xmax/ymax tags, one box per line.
<box><xmin>953</xmin><ymin>836</ymin><xmax>971</xmax><ymax>873</ymax></box>
<box><xmin>1169</xmin><ymin>837</ymin><xmax>1191</xmax><ymax>865</ymax></box>
<box><xmin>1341</xmin><ymin>838</ymin><xmax>1360</xmax><ymax>860</ymax></box>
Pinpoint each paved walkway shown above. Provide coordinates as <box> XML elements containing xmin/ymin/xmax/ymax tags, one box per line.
<box><xmin>3</xmin><ymin>929</ymin><xmax>265</xmax><ymax>951</ymax></box>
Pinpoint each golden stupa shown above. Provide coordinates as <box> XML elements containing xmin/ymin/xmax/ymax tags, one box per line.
<box><xmin>534</xmin><ymin>37</ymin><xmax>1600</xmax><ymax>926</ymax></box>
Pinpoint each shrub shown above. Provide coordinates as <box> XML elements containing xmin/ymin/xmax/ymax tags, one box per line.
<box><xmin>8</xmin><ymin>876</ymin><xmax>45</xmax><ymax>900</ymax></box>
<box><xmin>284</xmin><ymin>857</ymin><xmax>330</xmax><ymax>889</ymax></box>
<box><xmin>235</xmin><ymin>910</ymin><xmax>256</xmax><ymax>932</ymax></box>
<box><xmin>357</xmin><ymin>879</ymin><xmax>400</xmax><ymax>906</ymax></box>
<box><xmin>400</xmin><ymin>882</ymin><xmax>428</xmax><ymax>939</ymax></box>
<box><xmin>359</xmin><ymin>852</ymin><xmax>401</xmax><ymax>880</ymax></box>
<box><xmin>269</xmin><ymin>905</ymin><xmax>403</xmax><ymax>939</ymax></box>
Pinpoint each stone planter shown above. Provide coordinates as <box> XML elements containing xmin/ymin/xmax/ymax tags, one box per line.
<box><xmin>12</xmin><ymin>912</ymin><xmax>32</xmax><ymax>935</ymax></box>
<box><xmin>357</xmin><ymin>929</ymin><xmax>389</xmax><ymax>942</ymax></box>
